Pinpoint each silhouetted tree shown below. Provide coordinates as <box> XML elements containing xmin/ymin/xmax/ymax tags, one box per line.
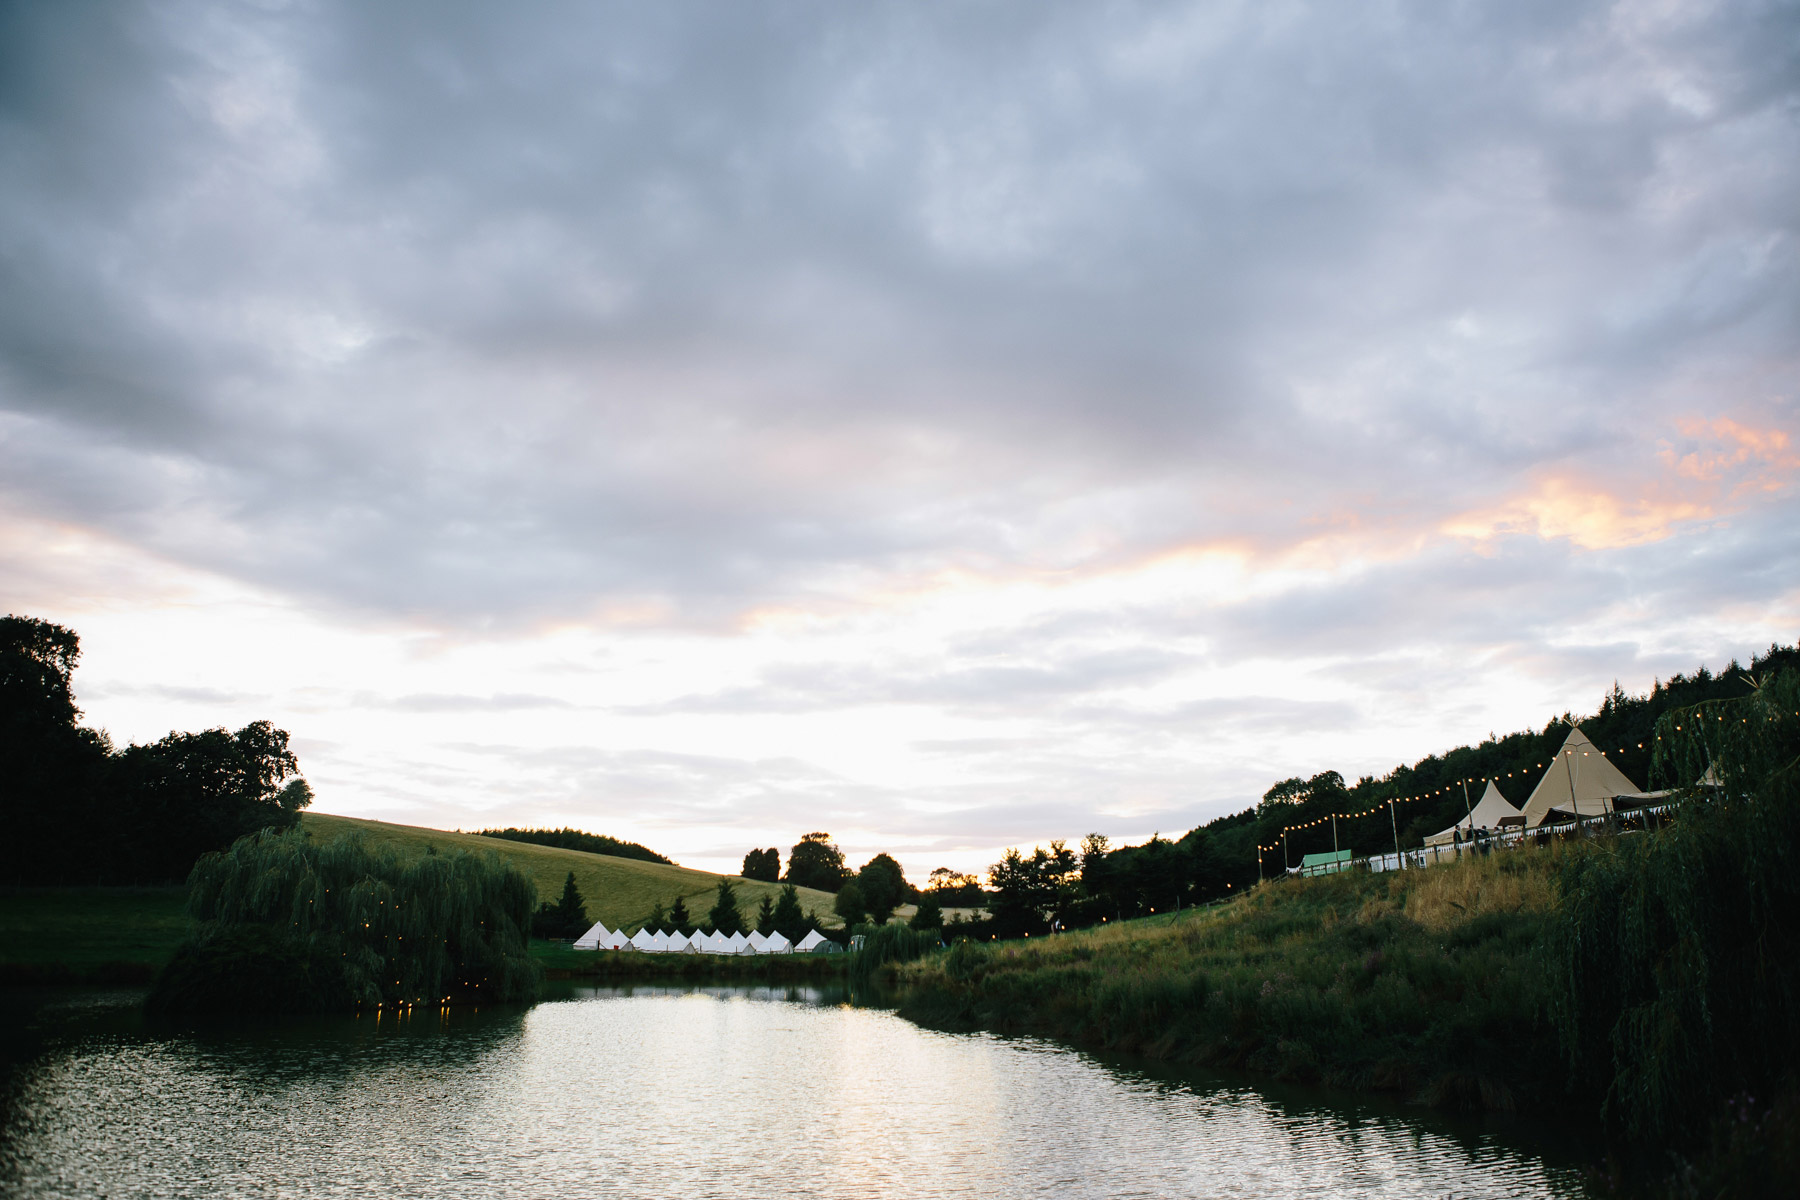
<box><xmin>857</xmin><ymin>853</ymin><xmax>908</xmax><ymax>924</ymax></box>
<box><xmin>532</xmin><ymin>871</ymin><xmax>589</xmax><ymax>939</ymax></box>
<box><xmin>741</xmin><ymin>847</ymin><xmax>780</xmax><ymax>881</ymax></box>
<box><xmin>785</xmin><ymin>832</ymin><xmax>848</xmax><ymax>891</ymax></box>
<box><xmin>755</xmin><ymin>893</ymin><xmax>776</xmax><ymax>934</ymax></box>
<box><xmin>833</xmin><ymin>878</ymin><xmax>867</xmax><ymax>927</ymax></box>
<box><xmin>909</xmin><ymin>896</ymin><xmax>943</xmax><ymax>931</ymax></box>
<box><xmin>668</xmin><ymin>894</ymin><xmax>694</xmax><ymax>935</ymax></box>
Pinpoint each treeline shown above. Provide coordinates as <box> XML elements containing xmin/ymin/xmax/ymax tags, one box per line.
<box><xmin>1</xmin><ymin>616</ymin><xmax>312</xmax><ymax>885</ymax></box>
<box><xmin>477</xmin><ymin>826</ymin><xmax>672</xmax><ymax>865</ymax></box>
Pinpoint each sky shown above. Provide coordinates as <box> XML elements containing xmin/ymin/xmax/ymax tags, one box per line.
<box><xmin>2</xmin><ymin>0</ymin><xmax>1796</xmax><ymax>881</ymax></box>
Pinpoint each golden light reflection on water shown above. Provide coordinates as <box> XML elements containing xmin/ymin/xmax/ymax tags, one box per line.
<box><xmin>0</xmin><ymin>986</ymin><xmax>1585</xmax><ymax>1199</ymax></box>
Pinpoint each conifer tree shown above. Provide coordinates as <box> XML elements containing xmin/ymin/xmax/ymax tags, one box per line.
<box><xmin>771</xmin><ymin>884</ymin><xmax>807</xmax><ymax>939</ymax></box>
<box><xmin>755</xmin><ymin>893</ymin><xmax>776</xmax><ymax>935</ymax></box>
<box><xmin>667</xmin><ymin>894</ymin><xmax>693</xmax><ymax>934</ymax></box>
<box><xmin>706</xmin><ymin>879</ymin><xmax>743</xmax><ymax>936</ymax></box>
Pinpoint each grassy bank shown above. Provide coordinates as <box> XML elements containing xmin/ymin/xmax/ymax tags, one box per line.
<box><xmin>892</xmin><ymin>847</ymin><xmax>1569</xmax><ymax>1115</ymax></box>
<box><xmin>0</xmin><ymin>886</ymin><xmax>189</xmax><ymax>983</ymax></box>
<box><xmin>532</xmin><ymin>941</ymin><xmax>849</xmax><ymax>982</ymax></box>
<box><xmin>301</xmin><ymin>813</ymin><xmax>839</xmax><ymax>931</ymax></box>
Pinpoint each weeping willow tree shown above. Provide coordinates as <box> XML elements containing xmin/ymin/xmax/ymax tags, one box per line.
<box><xmin>148</xmin><ymin>828</ymin><xmax>539</xmax><ymax>1014</ymax></box>
<box><xmin>1550</xmin><ymin>668</ymin><xmax>1800</xmax><ymax>1146</ymax></box>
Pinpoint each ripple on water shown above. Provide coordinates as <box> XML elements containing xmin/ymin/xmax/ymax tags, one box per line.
<box><xmin>0</xmin><ymin>985</ymin><xmax>1587</xmax><ymax>1199</ymax></box>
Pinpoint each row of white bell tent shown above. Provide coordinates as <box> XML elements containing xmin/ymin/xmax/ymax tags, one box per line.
<box><xmin>571</xmin><ymin>922</ymin><xmax>839</xmax><ymax>954</ymax></box>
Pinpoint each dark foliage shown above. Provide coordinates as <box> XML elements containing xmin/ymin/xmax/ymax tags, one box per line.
<box><xmin>770</xmin><ymin>884</ymin><xmax>811</xmax><ymax>940</ymax></box>
<box><xmin>909</xmin><ymin>896</ymin><xmax>943</xmax><ymax>931</ymax></box>
<box><xmin>531</xmin><ymin>871</ymin><xmax>589</xmax><ymax>939</ymax></box>
<box><xmin>741</xmin><ymin>847</ymin><xmax>780</xmax><ymax>881</ymax></box>
<box><xmin>856</xmin><ymin>853</ymin><xmax>908</xmax><ymax>924</ymax></box>
<box><xmin>754</xmin><ymin>893</ymin><xmax>776</xmax><ymax>934</ymax></box>
<box><xmin>667</xmin><ymin>894</ymin><xmax>694</xmax><ymax>935</ymax></box>
<box><xmin>476</xmin><ymin>826</ymin><xmax>671</xmax><ymax>865</ymax></box>
<box><xmin>833</xmin><ymin>878</ymin><xmax>867</xmax><ymax>926</ymax></box>
<box><xmin>785</xmin><ymin>832</ymin><xmax>848</xmax><ymax>891</ymax></box>
<box><xmin>150</xmin><ymin>828</ymin><xmax>539</xmax><ymax>1013</ymax></box>
<box><xmin>3</xmin><ymin>613</ymin><xmax>312</xmax><ymax>885</ymax></box>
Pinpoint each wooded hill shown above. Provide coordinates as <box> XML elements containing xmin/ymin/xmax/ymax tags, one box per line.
<box><xmin>1194</xmin><ymin>641</ymin><xmax>1800</xmax><ymax>886</ymax></box>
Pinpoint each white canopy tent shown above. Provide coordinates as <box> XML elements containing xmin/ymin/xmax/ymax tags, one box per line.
<box><xmin>764</xmin><ymin>931</ymin><xmax>792</xmax><ymax>954</ymax></box>
<box><xmin>572</xmin><ymin>921</ymin><xmax>611</xmax><ymax>950</ymax></box>
<box><xmin>629</xmin><ymin>928</ymin><xmax>659</xmax><ymax>952</ymax></box>
<box><xmin>794</xmin><ymin>930</ymin><xmax>829</xmax><ymax>953</ymax></box>
<box><xmin>1521</xmin><ymin>726</ymin><xmax>1641</xmax><ymax>827</ymax></box>
<box><xmin>747</xmin><ymin>931</ymin><xmax>770</xmax><ymax>952</ymax></box>
<box><xmin>727</xmin><ymin>932</ymin><xmax>751</xmax><ymax>954</ymax></box>
<box><xmin>1424</xmin><ymin>781</ymin><xmax>1525</xmax><ymax>847</ymax></box>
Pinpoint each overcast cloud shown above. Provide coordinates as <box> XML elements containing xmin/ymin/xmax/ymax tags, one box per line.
<box><xmin>2</xmin><ymin>1</ymin><xmax>1795</xmax><ymax>877</ymax></box>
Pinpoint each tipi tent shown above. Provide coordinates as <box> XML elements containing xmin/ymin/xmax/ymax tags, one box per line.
<box><xmin>629</xmin><ymin>928</ymin><xmax>659</xmax><ymax>952</ymax></box>
<box><xmin>1521</xmin><ymin>726</ymin><xmax>1641</xmax><ymax>827</ymax></box>
<box><xmin>764</xmin><ymin>931</ymin><xmax>792</xmax><ymax>954</ymax></box>
<box><xmin>572</xmin><ymin>921</ymin><xmax>611</xmax><ymax>950</ymax></box>
<box><xmin>664</xmin><ymin>931</ymin><xmax>691</xmax><ymax>953</ymax></box>
<box><xmin>794</xmin><ymin>929</ymin><xmax>829</xmax><ymax>953</ymax></box>
<box><xmin>603</xmin><ymin>928</ymin><xmax>630</xmax><ymax>950</ymax></box>
<box><xmin>1425</xmin><ymin>781</ymin><xmax>1525</xmax><ymax>847</ymax></box>
<box><xmin>727</xmin><ymin>931</ymin><xmax>751</xmax><ymax>954</ymax></box>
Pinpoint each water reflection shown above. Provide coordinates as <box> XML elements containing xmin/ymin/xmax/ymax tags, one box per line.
<box><xmin>0</xmin><ymin>985</ymin><xmax>1587</xmax><ymax>1199</ymax></box>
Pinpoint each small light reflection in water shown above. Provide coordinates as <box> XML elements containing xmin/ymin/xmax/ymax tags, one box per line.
<box><xmin>0</xmin><ymin>984</ymin><xmax>1589</xmax><ymax>1199</ymax></box>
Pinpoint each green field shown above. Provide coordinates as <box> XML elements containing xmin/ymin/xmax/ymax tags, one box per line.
<box><xmin>300</xmin><ymin>812</ymin><xmax>841</xmax><ymax>932</ymax></box>
<box><xmin>0</xmin><ymin>886</ymin><xmax>189</xmax><ymax>982</ymax></box>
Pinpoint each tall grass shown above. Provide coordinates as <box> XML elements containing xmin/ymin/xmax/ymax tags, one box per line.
<box><xmin>894</xmin><ymin>850</ymin><xmax>1562</xmax><ymax>1110</ymax></box>
<box><xmin>149</xmin><ymin>828</ymin><xmax>540</xmax><ymax>1014</ymax></box>
<box><xmin>849</xmin><ymin>923</ymin><xmax>940</xmax><ymax>988</ymax></box>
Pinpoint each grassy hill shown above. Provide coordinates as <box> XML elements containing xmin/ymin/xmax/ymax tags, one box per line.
<box><xmin>300</xmin><ymin>812</ymin><xmax>842</xmax><ymax>931</ymax></box>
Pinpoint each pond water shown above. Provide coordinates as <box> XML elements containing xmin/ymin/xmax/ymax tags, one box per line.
<box><xmin>0</xmin><ymin>984</ymin><xmax>1590</xmax><ymax>1198</ymax></box>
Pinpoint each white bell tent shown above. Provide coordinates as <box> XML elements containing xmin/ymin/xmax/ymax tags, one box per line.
<box><xmin>1424</xmin><ymin>781</ymin><xmax>1525</xmax><ymax>847</ymax></box>
<box><xmin>1521</xmin><ymin>726</ymin><xmax>1641</xmax><ymax>827</ymax></box>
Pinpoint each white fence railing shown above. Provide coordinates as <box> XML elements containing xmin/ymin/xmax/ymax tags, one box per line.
<box><xmin>1285</xmin><ymin>798</ymin><xmax>1683</xmax><ymax>876</ymax></box>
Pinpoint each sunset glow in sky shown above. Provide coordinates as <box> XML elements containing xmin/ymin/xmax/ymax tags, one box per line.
<box><xmin>2</xmin><ymin>1</ymin><xmax>1796</xmax><ymax>879</ymax></box>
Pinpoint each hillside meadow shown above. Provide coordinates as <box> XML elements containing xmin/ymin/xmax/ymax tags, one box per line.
<box><xmin>299</xmin><ymin>813</ymin><xmax>841</xmax><ymax>931</ymax></box>
<box><xmin>893</xmin><ymin>846</ymin><xmax>1569</xmax><ymax>1112</ymax></box>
